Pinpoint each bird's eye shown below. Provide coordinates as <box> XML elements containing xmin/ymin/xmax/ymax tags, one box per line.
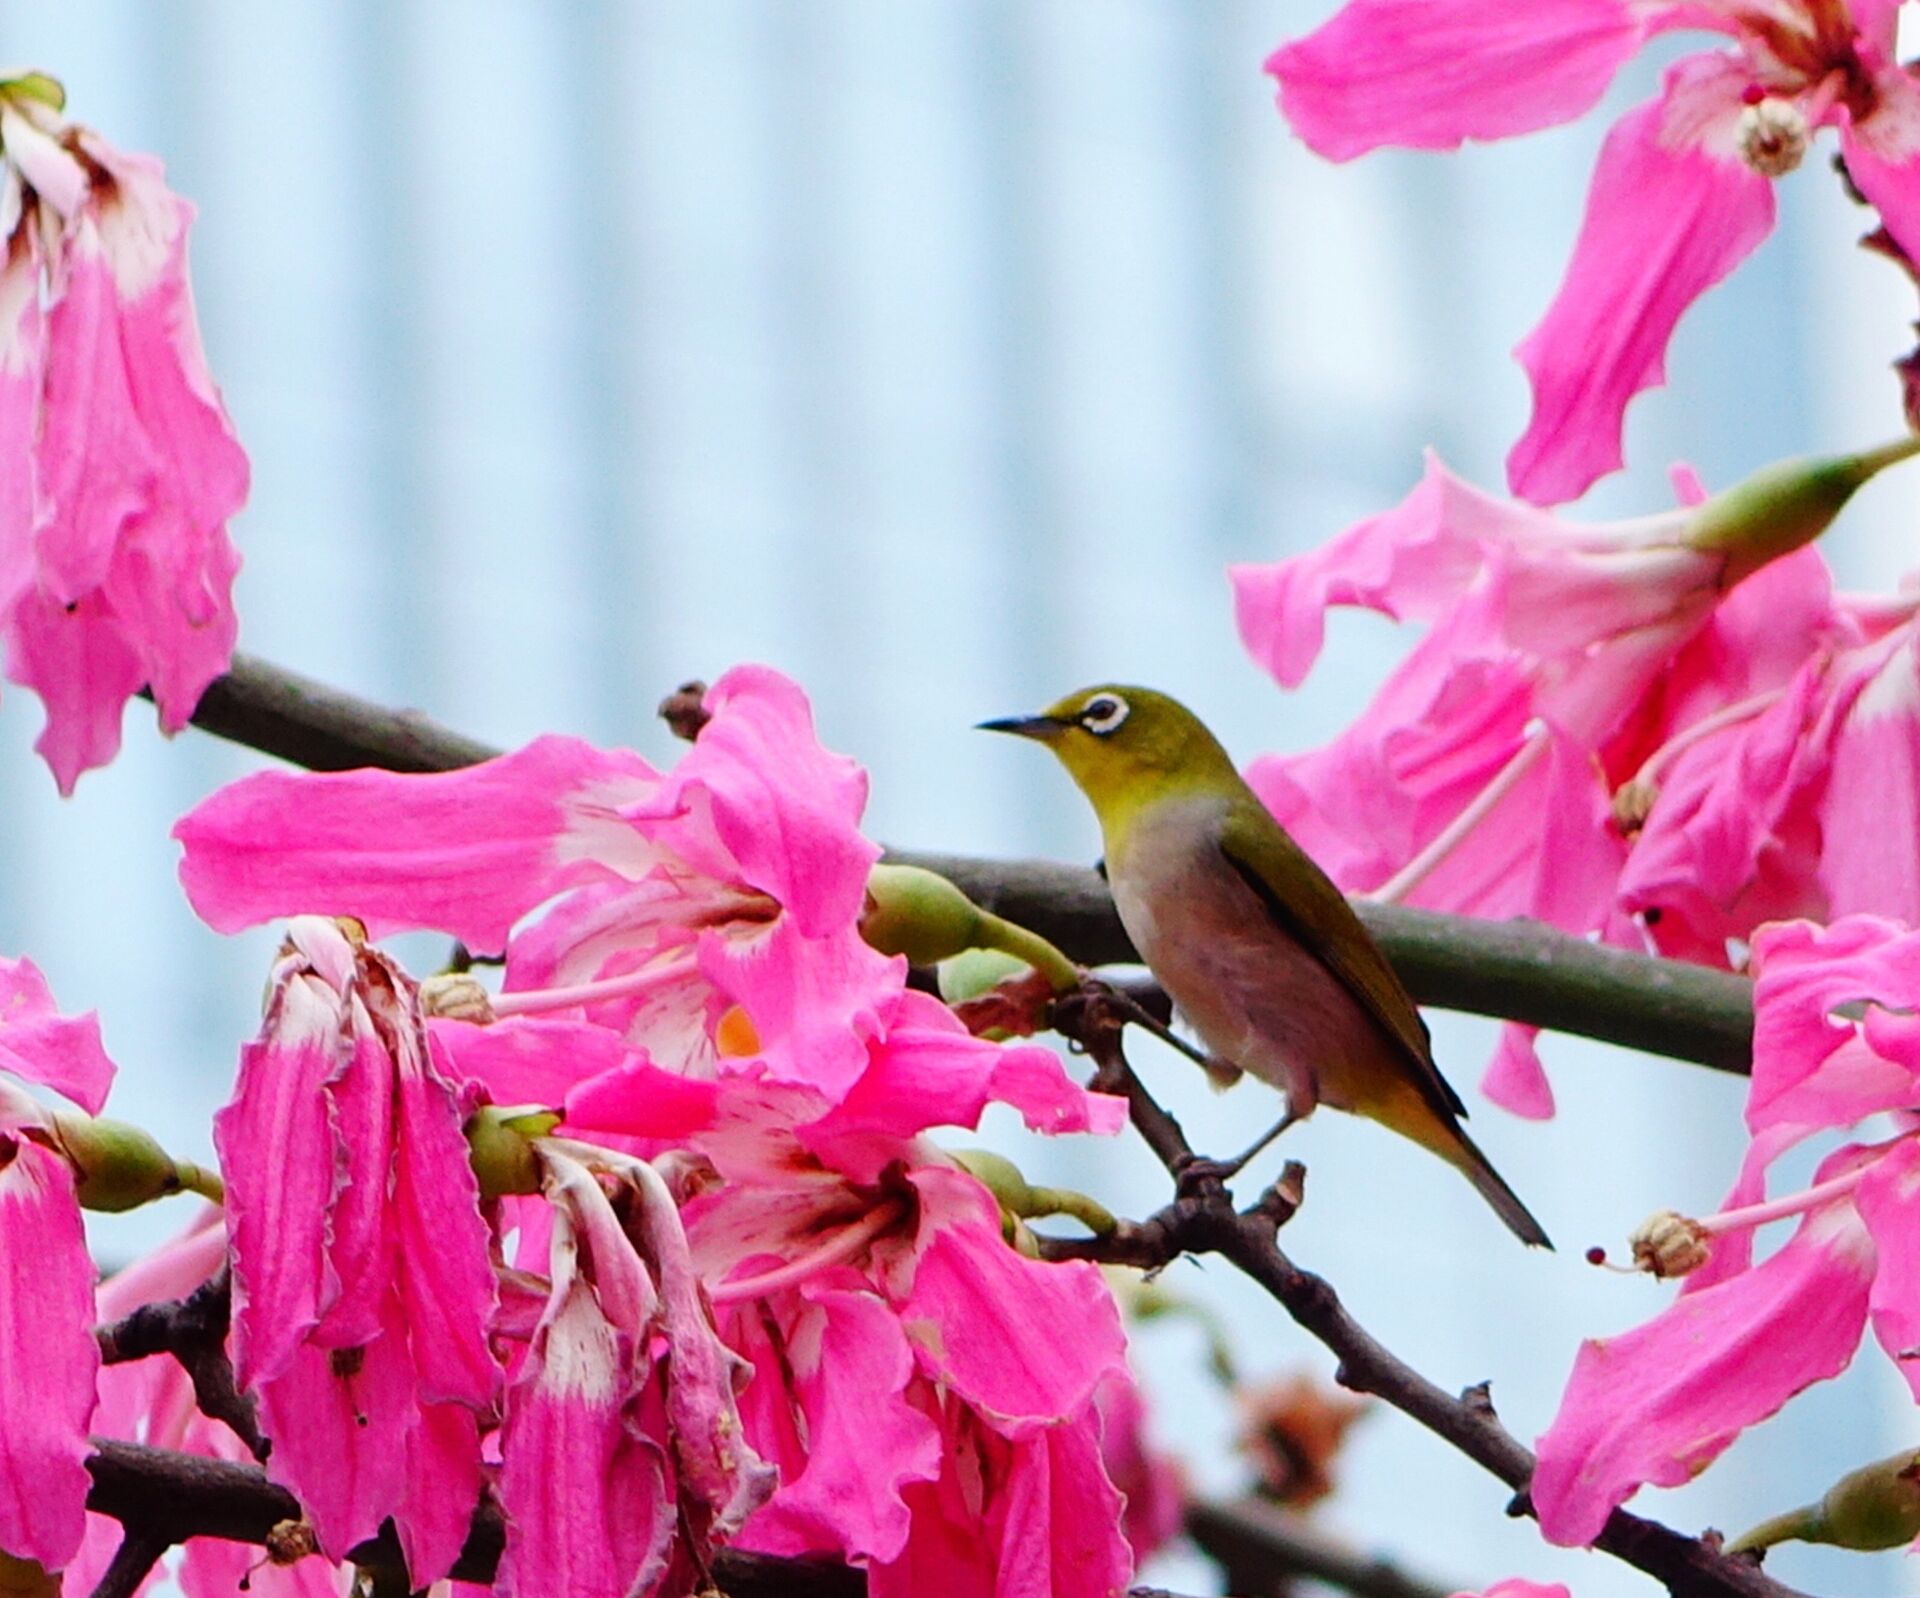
<box><xmin>1078</xmin><ymin>694</ymin><xmax>1130</xmax><ymax>736</ymax></box>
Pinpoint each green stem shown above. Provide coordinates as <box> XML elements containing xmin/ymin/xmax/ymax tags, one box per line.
<box><xmin>172</xmin><ymin>1161</ymin><xmax>225</xmax><ymax>1206</ymax></box>
<box><xmin>975</xmin><ymin>910</ymin><xmax>1080</xmax><ymax>993</ymax></box>
<box><xmin>1726</xmin><ymin>1505</ymin><xmax>1823</xmax><ymax>1554</ymax></box>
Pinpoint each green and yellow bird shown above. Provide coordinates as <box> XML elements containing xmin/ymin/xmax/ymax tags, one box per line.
<box><xmin>981</xmin><ymin>684</ymin><xmax>1550</xmax><ymax>1248</ymax></box>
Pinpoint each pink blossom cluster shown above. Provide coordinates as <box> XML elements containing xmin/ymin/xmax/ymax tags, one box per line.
<box><xmin>5</xmin><ymin>665</ymin><xmax>1167</xmax><ymax>1597</ymax></box>
<box><xmin>1233</xmin><ymin>446</ymin><xmax>1920</xmax><ymax>1115</ymax></box>
<box><xmin>0</xmin><ymin>73</ymin><xmax>247</xmax><ymax>793</ymax></box>
<box><xmin>1270</xmin><ymin>1</ymin><xmax>1920</xmax><ymax>505</ymax></box>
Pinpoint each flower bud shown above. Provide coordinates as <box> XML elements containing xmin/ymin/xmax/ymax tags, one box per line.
<box><xmin>1628</xmin><ymin>1209</ymin><xmax>1711</xmax><ymax>1278</ymax></box>
<box><xmin>860</xmin><ymin>864</ymin><xmax>986</xmax><ymax>966</ymax></box>
<box><xmin>47</xmin><ymin>1110</ymin><xmax>214</xmax><ymax>1212</ymax></box>
<box><xmin>466</xmin><ymin>1104</ymin><xmax>559</xmax><ymax>1200</ymax></box>
<box><xmin>1730</xmin><ymin>1448</ymin><xmax>1920</xmax><ymax>1553</ymax></box>
<box><xmin>1685</xmin><ymin>436</ymin><xmax>1920</xmax><ymax>586</ymax></box>
<box><xmin>0</xmin><ymin>72</ymin><xmax>65</xmax><ymax>114</ymax></box>
<box><xmin>949</xmin><ymin>1148</ymin><xmax>1116</xmax><ymax>1236</ymax></box>
<box><xmin>936</xmin><ymin>948</ymin><xmax>1031</xmax><ymax>1006</ymax></box>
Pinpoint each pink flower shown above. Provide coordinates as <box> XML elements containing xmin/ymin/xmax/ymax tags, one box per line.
<box><xmin>496</xmin><ymin>1146</ymin><xmax>772</xmax><ymax>1598</ymax></box>
<box><xmin>568</xmin><ymin>1020</ymin><xmax>1135</xmax><ymax>1598</ymax></box>
<box><xmin>1619</xmin><ymin>596</ymin><xmax>1920</xmax><ymax>960</ymax></box>
<box><xmin>216</xmin><ymin>918</ymin><xmax>497</xmax><ymax>1582</ymax></box>
<box><xmin>176</xmin><ymin>666</ymin><xmax>900</xmax><ymax>1109</ymax></box>
<box><xmin>0</xmin><ymin>77</ymin><xmax>248</xmax><ymax>792</ymax></box>
<box><xmin>70</xmin><ymin>1214</ymin><xmax>351</xmax><ymax>1598</ymax></box>
<box><xmin>1269</xmin><ymin>4</ymin><xmax>1920</xmax><ymax>502</ymax></box>
<box><xmin>1453</xmin><ymin>1586</ymin><xmax>1571</xmax><ymax>1598</ymax></box>
<box><xmin>0</xmin><ymin>954</ymin><xmax>118</xmax><ymax>1570</ymax></box>
<box><xmin>1232</xmin><ymin>449</ymin><xmax>1863</xmax><ymax>1112</ymax></box>
<box><xmin>1532</xmin><ymin>917</ymin><xmax>1920</xmax><ymax>1543</ymax></box>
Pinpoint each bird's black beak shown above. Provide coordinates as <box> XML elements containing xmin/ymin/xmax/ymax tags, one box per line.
<box><xmin>976</xmin><ymin>713</ymin><xmax>1067</xmax><ymax>742</ymax></box>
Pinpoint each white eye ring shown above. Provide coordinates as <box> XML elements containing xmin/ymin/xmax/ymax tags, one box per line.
<box><xmin>1079</xmin><ymin>694</ymin><xmax>1130</xmax><ymax>736</ymax></box>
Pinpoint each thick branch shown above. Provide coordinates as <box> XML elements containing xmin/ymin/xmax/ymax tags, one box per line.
<box><xmin>94</xmin><ymin>1271</ymin><xmax>265</xmax><ymax>1460</ymax></box>
<box><xmin>179</xmin><ymin>656</ymin><xmax>1754</xmax><ymax>1072</ymax></box>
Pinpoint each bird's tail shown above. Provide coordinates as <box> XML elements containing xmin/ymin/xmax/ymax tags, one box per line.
<box><xmin>1446</xmin><ymin>1124</ymin><xmax>1552</xmax><ymax>1249</ymax></box>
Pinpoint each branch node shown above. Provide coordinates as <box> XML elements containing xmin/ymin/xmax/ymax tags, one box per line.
<box><xmin>658</xmin><ymin>680</ymin><xmax>711</xmax><ymax>742</ymax></box>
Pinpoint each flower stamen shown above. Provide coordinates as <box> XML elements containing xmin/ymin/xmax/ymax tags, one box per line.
<box><xmin>1366</xmin><ymin>723</ymin><xmax>1550</xmax><ymax>905</ymax></box>
<box><xmin>1611</xmin><ymin>688</ymin><xmax>1786</xmax><ymax>832</ymax></box>
<box><xmin>709</xmin><ymin>1200</ymin><xmax>909</xmax><ymax>1305</ymax></box>
<box><xmin>492</xmin><ymin>951</ymin><xmax>703</xmax><ymax>1019</ymax></box>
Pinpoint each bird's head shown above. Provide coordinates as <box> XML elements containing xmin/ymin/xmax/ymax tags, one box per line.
<box><xmin>978</xmin><ymin>684</ymin><xmax>1238</xmax><ymax>820</ymax></box>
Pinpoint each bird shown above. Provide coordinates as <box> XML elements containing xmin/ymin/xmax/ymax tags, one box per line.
<box><xmin>980</xmin><ymin>684</ymin><xmax>1550</xmax><ymax>1248</ymax></box>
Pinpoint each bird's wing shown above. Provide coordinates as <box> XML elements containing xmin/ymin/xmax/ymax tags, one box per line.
<box><xmin>1217</xmin><ymin>804</ymin><xmax>1467</xmax><ymax>1122</ymax></box>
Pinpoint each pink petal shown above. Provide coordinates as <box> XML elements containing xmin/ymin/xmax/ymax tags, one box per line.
<box><xmin>624</xmin><ymin>1156</ymin><xmax>773</xmax><ymax>1538</ymax></box>
<box><xmin>988</xmin><ymin>1408</ymin><xmax>1133</xmax><ymax>1598</ymax></box>
<box><xmin>886</xmin><ymin>1167</ymin><xmax>1126</xmax><ymax>1435</ymax></box>
<box><xmin>1744</xmin><ymin>918</ymin><xmax>1920</xmax><ymax>1135</ymax></box>
<box><xmin>696</xmin><ymin>914</ymin><xmax>901</xmax><ymax>1101</ymax></box>
<box><xmin>1231</xmin><ymin>451</ymin><xmax>1516</xmax><ymax>690</ymax></box>
<box><xmin>217</xmin><ymin>970</ymin><xmax>344</xmax><ymax>1388</ymax></box>
<box><xmin>1841</xmin><ymin>70</ymin><xmax>1920</xmax><ymax>264</ymax></box>
<box><xmin>1531</xmin><ymin>1195</ymin><xmax>1872</xmax><ymax>1545</ymax></box>
<box><xmin>32</xmin><ymin>242</ymin><xmax>163</xmax><ymax>600</ymax></box>
<box><xmin>0</xmin><ymin>197</ymin><xmax>41</xmax><ymax>618</ymax></box>
<box><xmin>734</xmin><ymin>1279</ymin><xmax>942</xmax><ymax>1565</ymax></box>
<box><xmin>629</xmin><ymin>665</ymin><xmax>877</xmax><ymax>938</ymax></box>
<box><xmin>173</xmin><ymin>735</ymin><xmax>660</xmax><ymax>947</ymax></box>
<box><xmin>1854</xmin><ymin>1138</ymin><xmax>1920</xmax><ymax>1401</ymax></box>
<box><xmin>0</xmin><ymin>1137</ymin><xmax>96</xmax><ymax>1569</ymax></box>
<box><xmin>497</xmin><ymin>1161</ymin><xmax>675</xmax><ymax>1598</ymax></box>
<box><xmin>251</xmin><ymin>1293</ymin><xmax>415</xmax><ymax>1560</ymax></box>
<box><xmin>104</xmin><ymin>503</ymin><xmax>240</xmax><ymax>733</ymax></box>
<box><xmin>1267</xmin><ymin>0</ymin><xmax>1644</xmax><ymax>160</ymax></box>
<box><xmin>1507</xmin><ymin>82</ymin><xmax>1775</xmax><ymax>504</ymax></box>
<box><xmin>391</xmin><ymin>1033</ymin><xmax>499</xmax><ymax>1412</ymax></box>
<box><xmin>798</xmin><ymin>995</ymin><xmax>1123</xmax><ymax>1181</ymax></box>
<box><xmin>1816</xmin><ymin>635</ymin><xmax>1920</xmax><ymax>924</ymax></box>
<box><xmin>1481</xmin><ymin>1024</ymin><xmax>1554</xmax><ymax>1120</ymax></box>
<box><xmin>430</xmin><ymin>1013</ymin><xmax>637</xmax><ymax>1107</ymax></box>
<box><xmin>394</xmin><ymin>1401</ymin><xmax>485</xmax><ymax>1587</ymax></box>
<box><xmin>3</xmin><ymin>584</ymin><xmax>145</xmax><ymax>795</ymax></box>
<box><xmin>0</xmin><ymin>954</ymin><xmax>116</xmax><ymax>1112</ymax></box>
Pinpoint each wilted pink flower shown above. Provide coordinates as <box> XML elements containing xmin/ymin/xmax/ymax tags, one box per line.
<box><xmin>1270</xmin><ymin>4</ymin><xmax>1920</xmax><ymax>503</ymax></box>
<box><xmin>70</xmin><ymin>1214</ymin><xmax>351</xmax><ymax>1598</ymax></box>
<box><xmin>177</xmin><ymin>666</ymin><xmax>901</xmax><ymax>1109</ymax></box>
<box><xmin>0</xmin><ymin>953</ymin><xmax>117</xmax><ymax>1570</ymax></box>
<box><xmin>1533</xmin><ymin>917</ymin><xmax>1920</xmax><ymax>1543</ymax></box>
<box><xmin>216</xmin><ymin>918</ymin><xmax>497</xmax><ymax>1582</ymax></box>
<box><xmin>0</xmin><ymin>76</ymin><xmax>247</xmax><ymax>791</ymax></box>
<box><xmin>1233</xmin><ymin>449</ymin><xmax>1874</xmax><ymax>1113</ymax></box>
<box><xmin>496</xmin><ymin>1146</ymin><xmax>772</xmax><ymax>1598</ymax></box>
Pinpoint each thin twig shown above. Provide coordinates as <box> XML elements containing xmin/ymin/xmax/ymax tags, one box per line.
<box><xmin>174</xmin><ymin>655</ymin><xmax>1755</xmax><ymax>1073</ymax></box>
<box><xmin>88</xmin><ymin>1525</ymin><xmax>170</xmax><ymax>1598</ymax></box>
<box><xmin>95</xmin><ymin>1270</ymin><xmax>266</xmax><ymax>1461</ymax></box>
<box><xmin>1037</xmin><ymin>1010</ymin><xmax>1816</xmax><ymax>1598</ymax></box>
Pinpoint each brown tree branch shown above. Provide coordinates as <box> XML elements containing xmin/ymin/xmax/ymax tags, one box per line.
<box><xmin>1185</xmin><ymin>1496</ymin><xmax>1456</xmax><ymax>1598</ymax></box>
<box><xmin>175</xmin><ymin>654</ymin><xmax>1755</xmax><ymax>1073</ymax></box>
<box><xmin>81</xmin><ymin>1439</ymin><xmax>1222</xmax><ymax>1597</ymax></box>
<box><xmin>1040</xmin><ymin>990</ymin><xmax>1815</xmax><ymax>1598</ymax></box>
<box><xmin>94</xmin><ymin>1269</ymin><xmax>266</xmax><ymax>1461</ymax></box>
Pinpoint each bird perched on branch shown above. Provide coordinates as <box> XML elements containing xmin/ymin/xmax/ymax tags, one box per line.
<box><xmin>981</xmin><ymin>684</ymin><xmax>1550</xmax><ymax>1248</ymax></box>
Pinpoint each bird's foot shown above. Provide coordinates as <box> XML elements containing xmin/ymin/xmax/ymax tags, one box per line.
<box><xmin>1172</xmin><ymin>1153</ymin><xmax>1239</xmax><ymax>1199</ymax></box>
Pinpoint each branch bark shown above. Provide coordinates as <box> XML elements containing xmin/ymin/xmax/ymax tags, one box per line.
<box><xmin>1040</xmin><ymin>990</ymin><xmax>1813</xmax><ymax>1598</ymax></box>
<box><xmin>177</xmin><ymin>655</ymin><xmax>1755</xmax><ymax>1073</ymax></box>
<box><xmin>1184</xmin><ymin>1496</ymin><xmax>1456</xmax><ymax>1598</ymax></box>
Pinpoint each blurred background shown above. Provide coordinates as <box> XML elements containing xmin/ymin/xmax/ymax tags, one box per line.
<box><xmin>3</xmin><ymin>3</ymin><xmax>1918</xmax><ymax>1593</ymax></box>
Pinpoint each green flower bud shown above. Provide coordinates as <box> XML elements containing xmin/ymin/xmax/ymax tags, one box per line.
<box><xmin>466</xmin><ymin>1104</ymin><xmax>559</xmax><ymax>1199</ymax></box>
<box><xmin>936</xmin><ymin>948</ymin><xmax>1031</xmax><ymax>1005</ymax></box>
<box><xmin>0</xmin><ymin>72</ymin><xmax>65</xmax><ymax>113</ymax></box>
<box><xmin>1730</xmin><ymin>1447</ymin><xmax>1920</xmax><ymax>1554</ymax></box>
<box><xmin>1686</xmin><ymin>436</ymin><xmax>1920</xmax><ymax>587</ymax></box>
<box><xmin>861</xmin><ymin>864</ymin><xmax>986</xmax><ymax>966</ymax></box>
<box><xmin>948</xmin><ymin>1148</ymin><xmax>1116</xmax><ymax>1236</ymax></box>
<box><xmin>49</xmin><ymin>1110</ymin><xmax>221</xmax><ymax>1212</ymax></box>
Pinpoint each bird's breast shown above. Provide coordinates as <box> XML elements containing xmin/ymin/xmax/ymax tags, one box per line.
<box><xmin>1106</xmin><ymin>799</ymin><xmax>1396</xmax><ymax>1110</ymax></box>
